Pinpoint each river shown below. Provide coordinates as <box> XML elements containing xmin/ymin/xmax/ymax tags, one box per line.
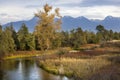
<box><xmin>0</xmin><ymin>58</ymin><xmax>73</xmax><ymax>80</ymax></box>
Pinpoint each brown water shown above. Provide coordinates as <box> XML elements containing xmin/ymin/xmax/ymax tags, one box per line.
<box><xmin>0</xmin><ymin>58</ymin><xmax>73</xmax><ymax>80</ymax></box>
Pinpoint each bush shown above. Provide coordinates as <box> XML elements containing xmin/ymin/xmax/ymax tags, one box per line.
<box><xmin>56</xmin><ymin>48</ymin><xmax>69</xmax><ymax>59</ymax></box>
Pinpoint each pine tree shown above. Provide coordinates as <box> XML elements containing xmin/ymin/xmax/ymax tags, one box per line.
<box><xmin>96</xmin><ymin>25</ymin><xmax>107</xmax><ymax>43</ymax></box>
<box><xmin>0</xmin><ymin>26</ymin><xmax>15</xmax><ymax>55</ymax></box>
<box><xmin>8</xmin><ymin>23</ymin><xmax>19</xmax><ymax>50</ymax></box>
<box><xmin>18</xmin><ymin>23</ymin><xmax>35</xmax><ymax>50</ymax></box>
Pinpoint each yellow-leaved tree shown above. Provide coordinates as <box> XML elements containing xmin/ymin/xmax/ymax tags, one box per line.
<box><xmin>34</xmin><ymin>4</ymin><xmax>62</xmax><ymax>51</ymax></box>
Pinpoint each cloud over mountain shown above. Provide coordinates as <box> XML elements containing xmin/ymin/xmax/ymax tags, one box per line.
<box><xmin>0</xmin><ymin>0</ymin><xmax>120</xmax><ymax>24</ymax></box>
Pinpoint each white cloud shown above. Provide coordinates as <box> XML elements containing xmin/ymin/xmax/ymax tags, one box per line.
<box><xmin>0</xmin><ymin>0</ymin><xmax>120</xmax><ymax>24</ymax></box>
<box><xmin>54</xmin><ymin>0</ymin><xmax>82</xmax><ymax>5</ymax></box>
<box><xmin>60</xmin><ymin>6</ymin><xmax>120</xmax><ymax>20</ymax></box>
<box><xmin>0</xmin><ymin>6</ymin><xmax>37</xmax><ymax>24</ymax></box>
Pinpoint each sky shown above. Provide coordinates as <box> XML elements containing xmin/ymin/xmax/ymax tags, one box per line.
<box><xmin>0</xmin><ymin>0</ymin><xmax>120</xmax><ymax>24</ymax></box>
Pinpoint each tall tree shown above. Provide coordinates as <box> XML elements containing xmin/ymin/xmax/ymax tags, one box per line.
<box><xmin>69</xmin><ymin>28</ymin><xmax>87</xmax><ymax>49</ymax></box>
<box><xmin>8</xmin><ymin>23</ymin><xmax>19</xmax><ymax>50</ymax></box>
<box><xmin>61</xmin><ymin>31</ymin><xmax>70</xmax><ymax>47</ymax></box>
<box><xmin>18</xmin><ymin>23</ymin><xmax>35</xmax><ymax>50</ymax></box>
<box><xmin>34</xmin><ymin>4</ymin><xmax>62</xmax><ymax>51</ymax></box>
<box><xmin>96</xmin><ymin>25</ymin><xmax>105</xmax><ymax>33</ymax></box>
<box><xmin>85</xmin><ymin>31</ymin><xmax>98</xmax><ymax>44</ymax></box>
<box><xmin>0</xmin><ymin>26</ymin><xmax>15</xmax><ymax>55</ymax></box>
<box><xmin>96</xmin><ymin>25</ymin><xmax>107</xmax><ymax>42</ymax></box>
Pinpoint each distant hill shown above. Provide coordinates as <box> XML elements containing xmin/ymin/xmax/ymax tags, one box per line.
<box><xmin>3</xmin><ymin>17</ymin><xmax>39</xmax><ymax>32</ymax></box>
<box><xmin>3</xmin><ymin>16</ymin><xmax>120</xmax><ymax>32</ymax></box>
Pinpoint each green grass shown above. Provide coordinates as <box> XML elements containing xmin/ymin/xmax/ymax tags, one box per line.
<box><xmin>2</xmin><ymin>51</ymin><xmax>41</xmax><ymax>60</ymax></box>
<box><xmin>2</xmin><ymin>50</ymin><xmax>60</xmax><ymax>60</ymax></box>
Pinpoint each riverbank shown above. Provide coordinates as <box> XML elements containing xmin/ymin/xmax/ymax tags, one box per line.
<box><xmin>1</xmin><ymin>57</ymin><xmax>73</xmax><ymax>80</ymax></box>
<box><xmin>37</xmin><ymin>53</ymin><xmax>120</xmax><ymax>80</ymax></box>
<box><xmin>2</xmin><ymin>49</ymin><xmax>59</xmax><ymax>60</ymax></box>
<box><xmin>37</xmin><ymin>42</ymin><xmax>120</xmax><ymax>80</ymax></box>
<box><xmin>1</xmin><ymin>42</ymin><xmax>120</xmax><ymax>80</ymax></box>
<box><xmin>2</xmin><ymin>51</ymin><xmax>40</xmax><ymax>60</ymax></box>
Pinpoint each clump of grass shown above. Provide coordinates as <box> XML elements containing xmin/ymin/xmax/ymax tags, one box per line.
<box><xmin>38</xmin><ymin>59</ymin><xmax>60</xmax><ymax>75</ymax></box>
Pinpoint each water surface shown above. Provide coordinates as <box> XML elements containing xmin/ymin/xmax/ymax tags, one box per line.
<box><xmin>0</xmin><ymin>58</ymin><xmax>72</xmax><ymax>80</ymax></box>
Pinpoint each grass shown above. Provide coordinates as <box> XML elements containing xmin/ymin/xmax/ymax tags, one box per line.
<box><xmin>37</xmin><ymin>42</ymin><xmax>120</xmax><ymax>80</ymax></box>
<box><xmin>2</xmin><ymin>50</ymin><xmax>56</xmax><ymax>60</ymax></box>
<box><xmin>38</xmin><ymin>54</ymin><xmax>117</xmax><ymax>79</ymax></box>
<box><xmin>89</xmin><ymin>64</ymin><xmax>120</xmax><ymax>80</ymax></box>
<box><xmin>3</xmin><ymin>51</ymin><xmax>40</xmax><ymax>60</ymax></box>
<box><xmin>2</xmin><ymin>42</ymin><xmax>120</xmax><ymax>80</ymax></box>
<box><xmin>79</xmin><ymin>44</ymin><xmax>100</xmax><ymax>50</ymax></box>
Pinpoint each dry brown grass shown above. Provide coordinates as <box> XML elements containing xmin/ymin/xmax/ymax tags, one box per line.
<box><xmin>38</xmin><ymin>42</ymin><xmax>120</xmax><ymax>80</ymax></box>
<box><xmin>89</xmin><ymin>64</ymin><xmax>120</xmax><ymax>80</ymax></box>
<box><xmin>38</xmin><ymin>55</ymin><xmax>112</xmax><ymax>80</ymax></box>
<box><xmin>38</xmin><ymin>41</ymin><xmax>120</xmax><ymax>79</ymax></box>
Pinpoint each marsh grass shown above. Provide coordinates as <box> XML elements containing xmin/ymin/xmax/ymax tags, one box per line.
<box><xmin>38</xmin><ymin>55</ymin><xmax>112</xmax><ymax>79</ymax></box>
<box><xmin>38</xmin><ymin>42</ymin><xmax>120</xmax><ymax>80</ymax></box>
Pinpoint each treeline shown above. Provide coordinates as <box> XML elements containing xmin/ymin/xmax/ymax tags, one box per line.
<box><xmin>61</xmin><ymin>25</ymin><xmax>120</xmax><ymax>49</ymax></box>
<box><xmin>0</xmin><ymin>4</ymin><xmax>120</xmax><ymax>55</ymax></box>
<box><xmin>0</xmin><ymin>23</ymin><xmax>120</xmax><ymax>54</ymax></box>
<box><xmin>0</xmin><ymin>24</ymin><xmax>35</xmax><ymax>55</ymax></box>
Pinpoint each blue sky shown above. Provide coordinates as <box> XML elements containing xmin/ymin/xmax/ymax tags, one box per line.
<box><xmin>0</xmin><ymin>0</ymin><xmax>120</xmax><ymax>24</ymax></box>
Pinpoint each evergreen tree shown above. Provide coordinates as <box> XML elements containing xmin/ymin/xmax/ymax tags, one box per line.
<box><xmin>69</xmin><ymin>27</ymin><xmax>87</xmax><ymax>49</ymax></box>
<box><xmin>52</xmin><ymin>32</ymin><xmax>62</xmax><ymax>49</ymax></box>
<box><xmin>85</xmin><ymin>31</ymin><xmax>98</xmax><ymax>44</ymax></box>
<box><xmin>0</xmin><ymin>26</ymin><xmax>15</xmax><ymax>55</ymax></box>
<box><xmin>8</xmin><ymin>23</ymin><xmax>19</xmax><ymax>50</ymax></box>
<box><xmin>18</xmin><ymin>23</ymin><xmax>35</xmax><ymax>50</ymax></box>
<box><xmin>26</xmin><ymin>33</ymin><xmax>35</xmax><ymax>50</ymax></box>
<box><xmin>96</xmin><ymin>25</ymin><xmax>107</xmax><ymax>42</ymax></box>
<box><xmin>61</xmin><ymin>31</ymin><xmax>70</xmax><ymax>47</ymax></box>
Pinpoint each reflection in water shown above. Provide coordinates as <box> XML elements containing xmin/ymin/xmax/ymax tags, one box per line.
<box><xmin>0</xmin><ymin>59</ymin><xmax>73</xmax><ymax>80</ymax></box>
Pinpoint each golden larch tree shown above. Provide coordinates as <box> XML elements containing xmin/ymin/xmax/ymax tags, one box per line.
<box><xmin>34</xmin><ymin>4</ymin><xmax>62</xmax><ymax>51</ymax></box>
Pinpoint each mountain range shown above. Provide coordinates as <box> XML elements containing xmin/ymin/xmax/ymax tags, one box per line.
<box><xmin>3</xmin><ymin>16</ymin><xmax>120</xmax><ymax>32</ymax></box>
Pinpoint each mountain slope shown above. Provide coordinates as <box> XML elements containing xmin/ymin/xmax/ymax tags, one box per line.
<box><xmin>3</xmin><ymin>17</ymin><xmax>38</xmax><ymax>32</ymax></box>
<box><xmin>100</xmin><ymin>16</ymin><xmax>120</xmax><ymax>31</ymax></box>
<box><xmin>3</xmin><ymin>16</ymin><xmax>120</xmax><ymax>32</ymax></box>
<box><xmin>61</xmin><ymin>16</ymin><xmax>97</xmax><ymax>31</ymax></box>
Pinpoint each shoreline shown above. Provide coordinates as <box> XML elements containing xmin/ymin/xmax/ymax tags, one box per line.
<box><xmin>36</xmin><ymin>59</ymin><xmax>74</xmax><ymax>78</ymax></box>
<box><xmin>1</xmin><ymin>42</ymin><xmax>120</xmax><ymax>80</ymax></box>
<box><xmin>1</xmin><ymin>51</ymin><xmax>43</xmax><ymax>60</ymax></box>
<box><xmin>36</xmin><ymin>52</ymin><xmax>120</xmax><ymax>80</ymax></box>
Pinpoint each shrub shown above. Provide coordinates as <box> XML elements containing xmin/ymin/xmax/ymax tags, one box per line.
<box><xmin>56</xmin><ymin>48</ymin><xmax>69</xmax><ymax>60</ymax></box>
